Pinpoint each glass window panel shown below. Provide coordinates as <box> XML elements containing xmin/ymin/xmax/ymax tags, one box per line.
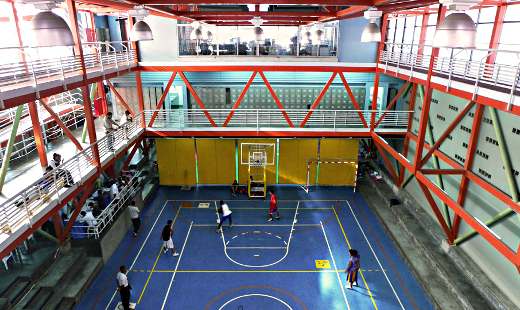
<box><xmin>403</xmin><ymin>17</ymin><xmax>416</xmax><ymax>44</ymax></box>
<box><xmin>478</xmin><ymin>7</ymin><xmax>497</xmax><ymax>23</ymax></box>
<box><xmin>428</xmin><ymin>14</ymin><xmax>438</xmax><ymax>26</ymax></box>
<box><xmin>465</xmin><ymin>9</ymin><xmax>479</xmax><ymax>23</ymax></box>
<box><xmin>394</xmin><ymin>18</ymin><xmax>405</xmax><ymax>44</ymax></box>
<box><xmin>424</xmin><ymin>25</ymin><xmax>436</xmax><ymax>44</ymax></box>
<box><xmin>504</xmin><ymin>4</ymin><xmax>520</xmax><ymax>21</ymax></box>
<box><xmin>475</xmin><ymin>23</ymin><xmax>493</xmax><ymax>49</ymax></box>
<box><xmin>499</xmin><ymin>23</ymin><xmax>520</xmax><ymax>50</ymax></box>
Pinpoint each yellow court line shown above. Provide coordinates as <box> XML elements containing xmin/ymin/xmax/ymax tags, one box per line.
<box><xmin>137</xmin><ymin>206</ymin><xmax>182</xmax><ymax>304</ymax></box>
<box><xmin>333</xmin><ymin>207</ymin><xmax>379</xmax><ymax>310</ymax></box>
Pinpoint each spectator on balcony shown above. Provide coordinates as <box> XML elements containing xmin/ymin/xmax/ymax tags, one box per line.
<box><xmin>49</xmin><ymin>153</ymin><xmax>74</xmax><ymax>188</ymax></box>
<box><xmin>120</xmin><ymin>110</ymin><xmax>133</xmax><ymax>139</ymax></box>
<box><xmin>104</xmin><ymin>112</ymin><xmax>120</xmax><ymax>151</ymax></box>
<box><xmin>79</xmin><ymin>210</ymin><xmax>97</xmax><ymax>227</ymax></box>
<box><xmin>110</xmin><ymin>180</ymin><xmax>120</xmax><ymax>200</ymax></box>
<box><xmin>90</xmin><ymin>202</ymin><xmax>102</xmax><ymax>218</ymax></box>
<box><xmin>39</xmin><ymin>166</ymin><xmax>55</xmax><ymax>194</ymax></box>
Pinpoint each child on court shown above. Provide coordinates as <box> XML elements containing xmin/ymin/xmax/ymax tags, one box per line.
<box><xmin>161</xmin><ymin>220</ymin><xmax>179</xmax><ymax>256</ymax></box>
<box><xmin>345</xmin><ymin>249</ymin><xmax>361</xmax><ymax>289</ymax></box>
<box><xmin>216</xmin><ymin>200</ymin><xmax>232</xmax><ymax>233</ymax></box>
<box><xmin>268</xmin><ymin>189</ymin><xmax>280</xmax><ymax>221</ymax></box>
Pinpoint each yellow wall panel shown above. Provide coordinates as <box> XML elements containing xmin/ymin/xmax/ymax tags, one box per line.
<box><xmin>279</xmin><ymin>139</ymin><xmax>318</xmax><ymax>184</ymax></box>
<box><xmin>156</xmin><ymin>139</ymin><xmax>196</xmax><ymax>185</ymax></box>
<box><xmin>197</xmin><ymin>139</ymin><xmax>235</xmax><ymax>184</ymax></box>
<box><xmin>318</xmin><ymin>139</ymin><xmax>358</xmax><ymax>186</ymax></box>
<box><xmin>238</xmin><ymin>139</ymin><xmax>276</xmax><ymax>185</ymax></box>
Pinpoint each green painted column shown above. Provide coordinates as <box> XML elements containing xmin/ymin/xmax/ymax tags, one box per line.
<box><xmin>454</xmin><ymin>208</ymin><xmax>514</xmax><ymax>245</ymax></box>
<box><xmin>235</xmin><ymin>140</ymin><xmax>239</xmax><ymax>182</ymax></box>
<box><xmin>0</xmin><ymin>105</ymin><xmax>24</xmax><ymax>192</ymax></box>
<box><xmin>275</xmin><ymin>139</ymin><xmax>280</xmax><ymax>184</ymax></box>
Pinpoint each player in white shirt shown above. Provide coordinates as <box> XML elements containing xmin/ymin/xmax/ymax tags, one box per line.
<box><xmin>128</xmin><ymin>201</ymin><xmax>140</xmax><ymax>237</ymax></box>
<box><xmin>116</xmin><ymin>265</ymin><xmax>131</xmax><ymax>310</ymax></box>
<box><xmin>216</xmin><ymin>200</ymin><xmax>232</xmax><ymax>233</ymax></box>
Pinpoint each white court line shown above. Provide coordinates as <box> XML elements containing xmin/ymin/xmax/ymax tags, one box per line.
<box><xmin>226</xmin><ymin>246</ymin><xmax>287</xmax><ymax>250</ymax></box>
<box><xmin>218</xmin><ymin>293</ymin><xmax>293</xmax><ymax>310</ymax></box>
<box><xmin>165</xmin><ymin>199</ymin><xmax>341</xmax><ymax>202</ymax></box>
<box><xmin>345</xmin><ymin>200</ymin><xmax>405</xmax><ymax>310</ymax></box>
<box><xmin>104</xmin><ymin>200</ymin><xmax>170</xmax><ymax>310</ymax></box>
<box><xmin>193</xmin><ymin>223</ymin><xmax>320</xmax><ymax>227</ymax></box>
<box><xmin>320</xmin><ymin>221</ymin><xmax>351</xmax><ymax>310</ymax></box>
<box><xmin>161</xmin><ymin>221</ymin><xmax>194</xmax><ymax>310</ymax></box>
<box><xmin>216</xmin><ymin>201</ymin><xmax>300</xmax><ymax>268</ymax></box>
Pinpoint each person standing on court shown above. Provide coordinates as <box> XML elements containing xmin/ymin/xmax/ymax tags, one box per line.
<box><xmin>345</xmin><ymin>249</ymin><xmax>361</xmax><ymax>289</ymax></box>
<box><xmin>161</xmin><ymin>220</ymin><xmax>179</xmax><ymax>256</ymax></box>
<box><xmin>216</xmin><ymin>200</ymin><xmax>232</xmax><ymax>233</ymax></box>
<box><xmin>128</xmin><ymin>201</ymin><xmax>140</xmax><ymax>237</ymax></box>
<box><xmin>117</xmin><ymin>265</ymin><xmax>132</xmax><ymax>310</ymax></box>
<box><xmin>268</xmin><ymin>189</ymin><xmax>280</xmax><ymax>221</ymax></box>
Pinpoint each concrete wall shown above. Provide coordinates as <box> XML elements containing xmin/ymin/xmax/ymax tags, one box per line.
<box><xmin>399</xmin><ymin>88</ymin><xmax>520</xmax><ymax>306</ymax></box>
<box><xmin>138</xmin><ymin>16</ymin><xmax>178</xmax><ymax>62</ymax></box>
<box><xmin>338</xmin><ymin>18</ymin><xmax>378</xmax><ymax>63</ymax></box>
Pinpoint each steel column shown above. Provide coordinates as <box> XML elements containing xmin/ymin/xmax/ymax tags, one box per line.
<box><xmin>81</xmin><ymin>85</ymin><xmax>101</xmax><ymax>167</ymax></box>
<box><xmin>338</xmin><ymin>72</ymin><xmax>369</xmax><ymax>128</ymax></box>
<box><xmin>300</xmin><ymin>72</ymin><xmax>337</xmax><ymax>127</ymax></box>
<box><xmin>258</xmin><ymin>71</ymin><xmax>294</xmax><ymax>128</ymax></box>
<box><xmin>107</xmin><ymin>80</ymin><xmax>136</xmax><ymax>117</ymax></box>
<box><xmin>223</xmin><ymin>71</ymin><xmax>257</xmax><ymax>127</ymax></box>
<box><xmin>412</xmin><ymin>6</ymin><xmax>445</xmax><ymax>172</ymax></box>
<box><xmin>135</xmin><ymin>72</ymin><xmax>146</xmax><ymax>128</ymax></box>
<box><xmin>451</xmin><ymin>104</ymin><xmax>484</xmax><ymax>241</ymax></box>
<box><xmin>148</xmin><ymin>72</ymin><xmax>177</xmax><ymax>127</ymax></box>
<box><xmin>28</xmin><ymin>102</ymin><xmax>48</xmax><ymax>168</ymax></box>
<box><xmin>486</xmin><ymin>4</ymin><xmax>506</xmax><ymax>66</ymax></box>
<box><xmin>0</xmin><ymin>106</ymin><xmax>24</xmax><ymax>192</ymax></box>
<box><xmin>399</xmin><ymin>83</ymin><xmax>417</xmax><ymax>186</ymax></box>
<box><xmin>417</xmin><ymin>180</ymin><xmax>452</xmax><ymax>239</ymax></box>
<box><xmin>66</xmin><ymin>0</ymin><xmax>88</xmax><ymax>80</ymax></box>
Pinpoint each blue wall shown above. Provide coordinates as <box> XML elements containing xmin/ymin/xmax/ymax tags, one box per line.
<box><xmin>338</xmin><ymin>17</ymin><xmax>378</xmax><ymax>63</ymax></box>
<box><xmin>94</xmin><ymin>15</ymin><xmax>108</xmax><ymax>28</ymax></box>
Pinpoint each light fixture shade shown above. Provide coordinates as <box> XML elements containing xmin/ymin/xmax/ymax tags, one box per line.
<box><xmin>315</xmin><ymin>29</ymin><xmax>324</xmax><ymax>42</ymax></box>
<box><xmin>31</xmin><ymin>11</ymin><xmax>74</xmax><ymax>47</ymax></box>
<box><xmin>130</xmin><ymin>20</ymin><xmax>153</xmax><ymax>41</ymax></box>
<box><xmin>361</xmin><ymin>22</ymin><xmax>381</xmax><ymax>43</ymax></box>
<box><xmin>433</xmin><ymin>12</ymin><xmax>476</xmax><ymax>48</ymax></box>
<box><xmin>254</xmin><ymin>26</ymin><xmax>263</xmax><ymax>42</ymax></box>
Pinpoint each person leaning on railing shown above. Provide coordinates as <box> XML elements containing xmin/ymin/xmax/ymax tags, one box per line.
<box><xmin>120</xmin><ymin>110</ymin><xmax>133</xmax><ymax>139</ymax></box>
<box><xmin>49</xmin><ymin>153</ymin><xmax>74</xmax><ymax>188</ymax></box>
<box><xmin>104</xmin><ymin>112</ymin><xmax>120</xmax><ymax>151</ymax></box>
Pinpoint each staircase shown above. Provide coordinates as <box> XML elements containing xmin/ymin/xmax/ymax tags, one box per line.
<box><xmin>1</xmin><ymin>249</ymin><xmax>102</xmax><ymax>310</ymax></box>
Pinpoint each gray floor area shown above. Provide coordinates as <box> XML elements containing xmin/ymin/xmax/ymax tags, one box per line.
<box><xmin>1</xmin><ymin>118</ymin><xmax>108</xmax><ymax>200</ymax></box>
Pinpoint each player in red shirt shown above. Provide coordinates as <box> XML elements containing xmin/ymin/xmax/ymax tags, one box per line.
<box><xmin>268</xmin><ymin>189</ymin><xmax>280</xmax><ymax>221</ymax></box>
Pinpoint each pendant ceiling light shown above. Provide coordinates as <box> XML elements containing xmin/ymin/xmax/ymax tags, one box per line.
<box><xmin>28</xmin><ymin>0</ymin><xmax>74</xmax><ymax>47</ymax></box>
<box><xmin>433</xmin><ymin>12</ymin><xmax>476</xmax><ymax>48</ymax></box>
<box><xmin>129</xmin><ymin>6</ymin><xmax>153</xmax><ymax>41</ymax></box>
<box><xmin>254</xmin><ymin>26</ymin><xmax>264</xmax><ymax>42</ymax></box>
<box><xmin>361</xmin><ymin>9</ymin><xmax>382</xmax><ymax>43</ymax></box>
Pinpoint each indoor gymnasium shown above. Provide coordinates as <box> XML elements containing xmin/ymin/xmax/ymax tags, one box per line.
<box><xmin>0</xmin><ymin>0</ymin><xmax>519</xmax><ymax>310</ymax></box>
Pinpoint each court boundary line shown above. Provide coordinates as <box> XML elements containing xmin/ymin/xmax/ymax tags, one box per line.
<box><xmin>217</xmin><ymin>293</ymin><xmax>293</xmax><ymax>310</ymax></box>
<box><xmin>217</xmin><ymin>201</ymin><xmax>300</xmax><ymax>268</ymax></box>
<box><xmin>332</xmin><ymin>206</ymin><xmax>378</xmax><ymax>310</ymax></box>
<box><xmin>193</xmin><ymin>223</ymin><xmax>320</xmax><ymax>227</ymax></box>
<box><xmin>345</xmin><ymin>200</ymin><xmax>405</xmax><ymax>310</ymax></box>
<box><xmin>161</xmin><ymin>221</ymin><xmax>194</xmax><ymax>310</ymax></box>
<box><xmin>320</xmin><ymin>220</ymin><xmax>351</xmax><ymax>310</ymax></box>
<box><xmin>104</xmin><ymin>200</ymin><xmax>170</xmax><ymax>310</ymax></box>
<box><xmin>165</xmin><ymin>199</ymin><xmax>343</xmax><ymax>202</ymax></box>
<box><xmin>130</xmin><ymin>269</ymin><xmax>386</xmax><ymax>273</ymax></box>
<box><xmin>137</xmin><ymin>206</ymin><xmax>182</xmax><ymax>303</ymax></box>
<box><xmin>226</xmin><ymin>246</ymin><xmax>288</xmax><ymax>250</ymax></box>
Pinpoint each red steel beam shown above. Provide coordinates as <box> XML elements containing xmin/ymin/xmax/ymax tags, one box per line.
<box><xmin>451</xmin><ymin>103</ymin><xmax>484</xmax><ymax>241</ymax></box>
<box><xmin>300</xmin><ymin>72</ymin><xmax>337</xmax><ymax>127</ymax></box>
<box><xmin>178</xmin><ymin>11</ymin><xmax>334</xmax><ymax>17</ymax></box>
<box><xmin>412</xmin><ymin>5</ymin><xmax>445</xmax><ymax>172</ymax></box>
<box><xmin>374</xmin><ymin>81</ymin><xmax>410</xmax><ymax>128</ymax></box>
<box><xmin>106</xmin><ymin>80</ymin><xmax>136</xmax><ymax>117</ymax></box>
<box><xmin>135</xmin><ymin>72</ymin><xmax>146</xmax><ymax>128</ymax></box>
<box><xmin>135</xmin><ymin>0</ymin><xmax>374</xmax><ymax>5</ymax></box>
<box><xmin>148</xmin><ymin>72</ymin><xmax>177</xmax><ymax>127</ymax></box>
<box><xmin>178</xmin><ymin>71</ymin><xmax>218</xmax><ymax>127</ymax></box>
<box><xmin>416</xmin><ymin>171</ymin><xmax>517</xmax><ymax>265</ymax></box>
<box><xmin>399</xmin><ymin>83</ymin><xmax>417</xmax><ymax>186</ymax></box>
<box><xmin>338</xmin><ymin>72</ymin><xmax>369</xmax><ymax>128</ymax></box>
<box><xmin>145</xmin><ymin>130</ymin><xmax>398</xmax><ymax>138</ymax></box>
<box><xmin>258</xmin><ymin>71</ymin><xmax>295</xmax><ymax>128</ymax></box>
<box><xmin>28</xmin><ymin>102</ymin><xmax>48</xmax><ymax>168</ymax></box>
<box><xmin>417</xmin><ymin>180</ymin><xmax>452</xmax><ymax>239</ymax></box>
<box><xmin>139</xmin><ymin>65</ymin><xmax>375</xmax><ymax>73</ymax></box>
<box><xmin>370</xmin><ymin>13</ymin><xmax>389</xmax><ymax>131</ymax></box>
<box><xmin>199</xmin><ymin>16</ymin><xmax>319</xmax><ymax>22</ymax></box>
<box><xmin>80</xmin><ymin>85</ymin><xmax>101</xmax><ymax>167</ymax></box>
<box><xmin>372</xmin><ymin>132</ymin><xmax>413</xmax><ymax>171</ymax></box>
<box><xmin>60</xmin><ymin>180</ymin><xmax>96</xmax><ymax>242</ymax></box>
<box><xmin>421</xmin><ymin>169</ymin><xmax>465</xmax><ymax>175</ymax></box>
<box><xmin>122</xmin><ymin>136</ymin><xmax>143</xmax><ymax>170</ymax></box>
<box><xmin>223</xmin><ymin>71</ymin><xmax>257</xmax><ymax>127</ymax></box>
<box><xmin>486</xmin><ymin>4</ymin><xmax>506</xmax><ymax>66</ymax></box>
<box><xmin>39</xmin><ymin>99</ymin><xmax>84</xmax><ymax>152</ymax></box>
<box><xmin>373</xmin><ymin>140</ymin><xmax>399</xmax><ymax>183</ymax></box>
<box><xmin>419</xmin><ymin>100</ymin><xmax>475</xmax><ymax>167</ymax></box>
<box><xmin>208</xmin><ymin>21</ymin><xmax>308</xmax><ymax>26</ymax></box>
<box><xmin>66</xmin><ymin>0</ymin><xmax>87</xmax><ymax>80</ymax></box>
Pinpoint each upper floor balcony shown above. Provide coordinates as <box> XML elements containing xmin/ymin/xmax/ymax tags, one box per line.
<box><xmin>0</xmin><ymin>41</ymin><xmax>137</xmax><ymax>110</ymax></box>
<box><xmin>379</xmin><ymin>42</ymin><xmax>520</xmax><ymax>114</ymax></box>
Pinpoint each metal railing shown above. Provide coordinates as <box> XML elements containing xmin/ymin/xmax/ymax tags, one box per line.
<box><xmin>0</xmin><ymin>41</ymin><xmax>136</xmax><ymax>96</ymax></box>
<box><xmin>144</xmin><ymin>109</ymin><xmax>411</xmax><ymax>130</ymax></box>
<box><xmin>380</xmin><ymin>42</ymin><xmax>520</xmax><ymax>109</ymax></box>
<box><xmin>0</xmin><ymin>92</ymin><xmax>84</xmax><ymax>165</ymax></box>
<box><xmin>66</xmin><ymin>171</ymin><xmax>142</xmax><ymax>239</ymax></box>
<box><xmin>0</xmin><ymin>116</ymin><xmax>142</xmax><ymax>236</ymax></box>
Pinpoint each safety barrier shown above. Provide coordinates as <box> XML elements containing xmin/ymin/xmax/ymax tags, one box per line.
<box><xmin>0</xmin><ymin>116</ymin><xmax>142</xmax><ymax>238</ymax></box>
<box><xmin>66</xmin><ymin>171</ymin><xmax>142</xmax><ymax>239</ymax></box>
<box><xmin>380</xmin><ymin>42</ymin><xmax>520</xmax><ymax>109</ymax></box>
<box><xmin>144</xmin><ymin>109</ymin><xmax>411</xmax><ymax>129</ymax></box>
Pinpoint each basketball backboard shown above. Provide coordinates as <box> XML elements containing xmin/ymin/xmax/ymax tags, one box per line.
<box><xmin>240</xmin><ymin>143</ymin><xmax>275</xmax><ymax>166</ymax></box>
